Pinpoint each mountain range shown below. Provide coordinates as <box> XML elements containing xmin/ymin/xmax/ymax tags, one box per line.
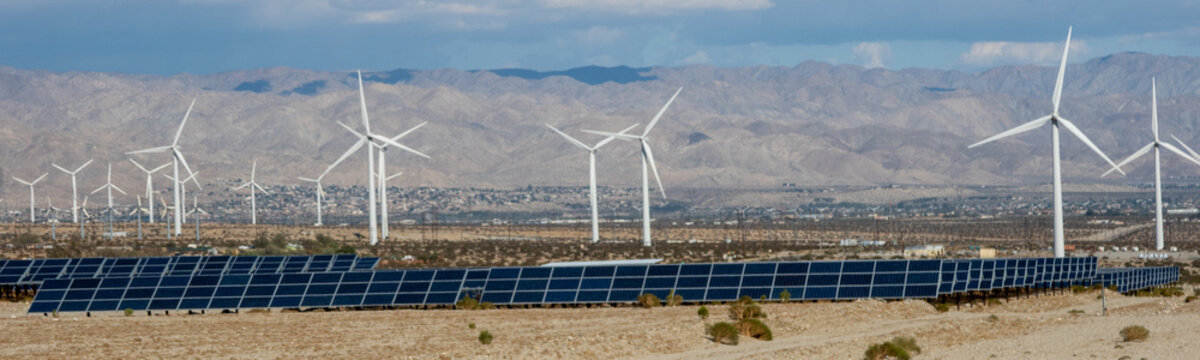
<box><xmin>5</xmin><ymin>52</ymin><xmax>1200</xmax><ymax>201</ymax></box>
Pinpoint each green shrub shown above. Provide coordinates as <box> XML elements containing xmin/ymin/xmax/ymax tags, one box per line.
<box><xmin>736</xmin><ymin>318</ymin><xmax>773</xmax><ymax>341</ymax></box>
<box><xmin>706</xmin><ymin>322</ymin><xmax>739</xmax><ymax>345</ymax></box>
<box><xmin>934</xmin><ymin>303</ymin><xmax>950</xmax><ymax>312</ymax></box>
<box><xmin>987</xmin><ymin>298</ymin><xmax>1002</xmax><ymax>306</ymax></box>
<box><xmin>730</xmin><ymin>303</ymin><xmax>767</xmax><ymax>320</ymax></box>
<box><xmin>479</xmin><ymin>302</ymin><xmax>495</xmax><ymax>310</ymax></box>
<box><xmin>1120</xmin><ymin>325</ymin><xmax>1149</xmax><ymax>342</ymax></box>
<box><xmin>468</xmin><ymin>322</ymin><xmax>476</xmax><ymax>329</ymax></box>
<box><xmin>864</xmin><ymin>337</ymin><xmax>921</xmax><ymax>360</ymax></box>
<box><xmin>1068</xmin><ymin>309</ymin><xmax>1084</xmax><ymax>315</ymax></box>
<box><xmin>638</xmin><ymin>293</ymin><xmax>662</xmax><ymax>308</ymax></box>
<box><xmin>698</xmin><ymin>306</ymin><xmax>710</xmax><ymax>319</ymax></box>
<box><xmin>457</xmin><ymin>296</ymin><xmax>479</xmax><ymax>310</ymax></box>
<box><xmin>666</xmin><ymin>290</ymin><xmax>683</xmax><ymax>306</ymax></box>
<box><xmin>124</xmin><ymin>308</ymin><xmax>134</xmax><ymax>317</ymax></box>
<box><xmin>779</xmin><ymin>289</ymin><xmax>791</xmax><ymax>303</ymax></box>
<box><xmin>478</xmin><ymin>330</ymin><xmax>493</xmax><ymax>345</ymax></box>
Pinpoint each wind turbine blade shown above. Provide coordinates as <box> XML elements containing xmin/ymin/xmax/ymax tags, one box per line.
<box><xmin>12</xmin><ymin>176</ymin><xmax>29</xmax><ymax>185</ymax></box>
<box><xmin>1102</xmin><ymin>142</ymin><xmax>1152</xmax><ymax>177</ymax></box>
<box><xmin>52</xmin><ymin>164</ymin><xmax>71</xmax><ymax>174</ymax></box>
<box><xmin>75</xmin><ymin>159</ymin><xmax>93</xmax><ymax>173</ymax></box>
<box><xmin>128</xmin><ymin>158</ymin><xmax>150</xmax><ymax>173</ymax></box>
<box><xmin>357</xmin><ymin>70</ymin><xmax>370</xmax><ymax>133</ymax></box>
<box><xmin>321</xmin><ymin>138</ymin><xmax>366</xmax><ymax>179</ymax></box>
<box><xmin>1058</xmin><ymin>117</ymin><xmax>1124</xmax><ymax>175</ymax></box>
<box><xmin>643</xmin><ymin>141</ymin><xmax>666</xmax><ymax>199</ymax></box>
<box><xmin>546</xmin><ymin>124</ymin><xmax>591</xmax><ymax>151</ymax></box>
<box><xmin>233</xmin><ymin>182</ymin><xmax>251</xmax><ymax>191</ymax></box>
<box><xmin>1161</xmin><ymin>142</ymin><xmax>1200</xmax><ymax>168</ymax></box>
<box><xmin>127</xmin><ymin>146</ymin><xmax>172</xmax><ymax>155</ymax></box>
<box><xmin>254</xmin><ymin>183</ymin><xmax>268</xmax><ymax>194</ymax></box>
<box><xmin>150</xmin><ymin>163</ymin><xmax>171</xmax><ymax>173</ymax></box>
<box><xmin>175</xmin><ymin>151</ymin><xmax>202</xmax><ymax>189</ymax></box>
<box><xmin>390</xmin><ymin>122</ymin><xmax>428</xmax><ymax>141</ymax></box>
<box><xmin>967</xmin><ymin>115</ymin><xmax>1052</xmax><ymax>148</ymax></box>
<box><xmin>251</xmin><ymin>161</ymin><xmax>257</xmax><ymax>182</ymax></box>
<box><xmin>298</xmin><ymin>177</ymin><xmax>317</xmax><ymax>182</ymax></box>
<box><xmin>581</xmin><ymin>130</ymin><xmax>640</xmax><ymax>141</ymax></box>
<box><xmin>198</xmin><ymin>208</ymin><xmax>208</xmax><ymax>215</ymax></box>
<box><xmin>643</xmin><ymin>87</ymin><xmax>682</xmax><ymax>137</ymax></box>
<box><xmin>594</xmin><ymin>124</ymin><xmax>640</xmax><ymax>150</ymax></box>
<box><xmin>33</xmin><ymin>173</ymin><xmax>48</xmax><ymax>184</ymax></box>
<box><xmin>90</xmin><ymin>185</ymin><xmax>106</xmax><ymax>195</ymax></box>
<box><xmin>337</xmin><ymin>121</ymin><xmax>366</xmax><ymax>139</ymax></box>
<box><xmin>172</xmin><ymin>98</ymin><xmax>197</xmax><ymax>146</ymax></box>
<box><xmin>112</xmin><ymin>184</ymin><xmax>126</xmax><ymax>195</ymax></box>
<box><xmin>1151</xmin><ymin>77</ymin><xmax>1159</xmax><ymax>142</ymax></box>
<box><xmin>374</xmin><ymin>136</ymin><xmax>430</xmax><ymax>159</ymax></box>
<box><xmin>1171</xmin><ymin>134</ymin><xmax>1200</xmax><ymax>159</ymax></box>
<box><xmin>1052</xmin><ymin>26</ymin><xmax>1071</xmax><ymax>115</ymax></box>
<box><xmin>386</xmin><ymin>172</ymin><xmax>403</xmax><ymax>181</ymax></box>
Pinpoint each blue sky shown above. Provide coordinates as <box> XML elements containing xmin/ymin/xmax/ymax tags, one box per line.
<box><xmin>2</xmin><ymin>0</ymin><xmax>1199</xmax><ymax>74</ymax></box>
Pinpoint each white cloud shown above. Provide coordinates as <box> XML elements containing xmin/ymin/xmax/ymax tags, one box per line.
<box><xmin>573</xmin><ymin>26</ymin><xmax>625</xmax><ymax>46</ymax></box>
<box><xmin>539</xmin><ymin>0</ymin><xmax>773</xmax><ymax>14</ymax></box>
<box><xmin>960</xmin><ymin>41</ymin><xmax>1087</xmax><ymax>66</ymax></box>
<box><xmin>676</xmin><ymin>50</ymin><xmax>712</xmax><ymax>65</ymax></box>
<box><xmin>852</xmin><ymin>42</ymin><xmax>891</xmax><ymax>69</ymax></box>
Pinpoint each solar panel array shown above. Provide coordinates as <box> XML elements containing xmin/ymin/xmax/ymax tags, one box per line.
<box><xmin>0</xmin><ymin>255</ymin><xmax>379</xmax><ymax>286</ymax></box>
<box><xmin>1092</xmin><ymin>267</ymin><xmax>1179</xmax><ymax>293</ymax></box>
<box><xmin>27</xmin><ymin>257</ymin><xmax>1139</xmax><ymax>314</ymax></box>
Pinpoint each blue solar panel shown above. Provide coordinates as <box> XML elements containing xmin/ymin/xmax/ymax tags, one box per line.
<box><xmin>0</xmin><ymin>255</ymin><xmax>379</xmax><ymax>287</ymax></box>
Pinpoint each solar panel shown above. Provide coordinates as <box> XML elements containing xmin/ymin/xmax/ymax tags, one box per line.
<box><xmin>0</xmin><ymin>255</ymin><xmax>379</xmax><ymax>287</ymax></box>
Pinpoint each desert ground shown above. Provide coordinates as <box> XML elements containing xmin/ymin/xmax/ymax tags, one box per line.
<box><xmin>1</xmin><ymin>288</ymin><xmax>1197</xmax><ymax>359</ymax></box>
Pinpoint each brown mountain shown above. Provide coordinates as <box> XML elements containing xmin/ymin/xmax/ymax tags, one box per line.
<box><xmin>3</xmin><ymin>52</ymin><xmax>1200</xmax><ymax>201</ymax></box>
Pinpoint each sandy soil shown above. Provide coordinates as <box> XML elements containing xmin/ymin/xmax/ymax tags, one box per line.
<box><xmin>1</xmin><ymin>290</ymin><xmax>1197</xmax><ymax>359</ymax></box>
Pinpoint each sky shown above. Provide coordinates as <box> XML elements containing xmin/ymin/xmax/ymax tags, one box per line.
<box><xmin>2</xmin><ymin>0</ymin><xmax>1200</xmax><ymax>74</ymax></box>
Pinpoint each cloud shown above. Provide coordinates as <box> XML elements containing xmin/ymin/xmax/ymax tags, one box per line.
<box><xmin>960</xmin><ymin>40</ymin><xmax>1087</xmax><ymax>66</ymax></box>
<box><xmin>573</xmin><ymin>26</ymin><xmax>625</xmax><ymax>46</ymax></box>
<box><xmin>539</xmin><ymin>0</ymin><xmax>773</xmax><ymax>14</ymax></box>
<box><xmin>852</xmin><ymin>42</ymin><xmax>891</xmax><ymax>69</ymax></box>
<box><xmin>676</xmin><ymin>50</ymin><xmax>711</xmax><ymax>65</ymax></box>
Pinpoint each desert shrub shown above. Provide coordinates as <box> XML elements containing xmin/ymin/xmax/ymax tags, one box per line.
<box><xmin>468</xmin><ymin>322</ymin><xmax>476</xmax><ymax>329</ymax></box>
<box><xmin>759</xmin><ymin>295</ymin><xmax>767</xmax><ymax>302</ymax></box>
<box><xmin>730</xmin><ymin>302</ymin><xmax>767</xmax><ymax>320</ymax></box>
<box><xmin>638</xmin><ymin>293</ymin><xmax>662</xmax><ymax>308</ymax></box>
<box><xmin>779</xmin><ymin>289</ymin><xmax>791</xmax><ymax>303</ymax></box>
<box><xmin>706</xmin><ymin>322</ymin><xmax>739</xmax><ymax>345</ymax></box>
<box><xmin>1120</xmin><ymin>325</ymin><xmax>1149</xmax><ymax>342</ymax></box>
<box><xmin>457</xmin><ymin>296</ymin><xmax>479</xmax><ymax>310</ymax></box>
<box><xmin>934</xmin><ymin>303</ymin><xmax>950</xmax><ymax>312</ymax></box>
<box><xmin>987</xmin><ymin>314</ymin><xmax>999</xmax><ymax>322</ymax></box>
<box><xmin>736</xmin><ymin>318</ymin><xmax>773</xmax><ymax>341</ymax></box>
<box><xmin>478</xmin><ymin>330</ymin><xmax>493</xmax><ymax>345</ymax></box>
<box><xmin>124</xmin><ymin>308</ymin><xmax>134</xmax><ymax>317</ymax></box>
<box><xmin>665</xmin><ymin>290</ymin><xmax>683</xmax><ymax>306</ymax></box>
<box><xmin>864</xmin><ymin>336</ymin><xmax>921</xmax><ymax>360</ymax></box>
<box><xmin>1068</xmin><ymin>309</ymin><xmax>1084</xmax><ymax>315</ymax></box>
<box><xmin>479</xmin><ymin>302</ymin><xmax>495</xmax><ymax>310</ymax></box>
<box><xmin>987</xmin><ymin>298</ymin><xmax>1002</xmax><ymax>306</ymax></box>
<box><xmin>698</xmin><ymin>306</ymin><xmax>710</xmax><ymax>319</ymax></box>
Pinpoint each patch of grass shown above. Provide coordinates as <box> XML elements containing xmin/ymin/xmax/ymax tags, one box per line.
<box><xmin>779</xmin><ymin>289</ymin><xmax>791</xmax><ymax>303</ymax></box>
<box><xmin>864</xmin><ymin>336</ymin><xmax>921</xmax><ymax>360</ymax></box>
<box><xmin>638</xmin><ymin>293</ymin><xmax>661</xmax><ymax>308</ymax></box>
<box><xmin>124</xmin><ymin>308</ymin><xmax>134</xmax><ymax>317</ymax></box>
<box><xmin>478</xmin><ymin>330</ymin><xmax>493</xmax><ymax>345</ymax></box>
<box><xmin>698</xmin><ymin>305</ymin><xmax>710</xmax><ymax>319</ymax></box>
<box><xmin>706</xmin><ymin>322</ymin><xmax>739</xmax><ymax>345</ymax></box>
<box><xmin>468</xmin><ymin>322</ymin><xmax>476</xmax><ymax>329</ymax></box>
<box><xmin>1133</xmin><ymin>287</ymin><xmax>1184</xmax><ymax>297</ymax></box>
<box><xmin>934</xmin><ymin>303</ymin><xmax>950</xmax><ymax>312</ymax></box>
<box><xmin>987</xmin><ymin>314</ymin><xmax>999</xmax><ymax>322</ymax></box>
<box><xmin>1120</xmin><ymin>325</ymin><xmax>1149</xmax><ymax>342</ymax></box>
<box><xmin>665</xmin><ymin>290</ymin><xmax>683</xmax><ymax>307</ymax></box>
<box><xmin>986</xmin><ymin>298</ymin><xmax>1002</xmax><ymax>306</ymax></box>
<box><xmin>736</xmin><ymin>318</ymin><xmax>773</xmax><ymax>341</ymax></box>
<box><xmin>1068</xmin><ymin>309</ymin><xmax>1085</xmax><ymax>315</ymax></box>
<box><xmin>457</xmin><ymin>296</ymin><xmax>479</xmax><ymax>310</ymax></box>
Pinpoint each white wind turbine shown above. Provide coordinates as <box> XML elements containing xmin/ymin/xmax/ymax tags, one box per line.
<box><xmin>546</xmin><ymin>123</ymin><xmax>638</xmax><ymax>243</ymax></box>
<box><xmin>968</xmin><ymin>27</ymin><xmax>1123</xmax><ymax>258</ymax></box>
<box><xmin>129</xmin><ymin>159</ymin><xmax>170</xmax><ymax>223</ymax></box>
<box><xmin>187</xmin><ymin>195</ymin><xmax>207</xmax><ymax>241</ymax></box>
<box><xmin>377</xmin><ymin>121</ymin><xmax>429</xmax><ymax>239</ymax></box>
<box><xmin>298</xmin><ymin>175</ymin><xmax>328</xmax><ymax>226</ymax></box>
<box><xmin>164</xmin><ymin>170</ymin><xmax>200</xmax><ymax>224</ymax></box>
<box><xmin>127</xmin><ymin>98</ymin><xmax>201</xmax><ymax>235</ymax></box>
<box><xmin>233</xmin><ymin>161</ymin><xmax>268</xmax><ymax>225</ymax></box>
<box><xmin>1102</xmin><ymin>79</ymin><xmax>1200</xmax><ymax>251</ymax></box>
<box><xmin>90</xmin><ymin>163</ymin><xmax>127</xmax><ymax>241</ymax></box>
<box><xmin>322</xmin><ymin>70</ymin><xmax>427</xmax><ymax>246</ymax></box>
<box><xmin>51</xmin><ymin>159</ymin><xmax>93</xmax><ymax>223</ymax></box>
<box><xmin>583</xmin><ymin>87</ymin><xmax>682</xmax><ymax>247</ymax></box>
<box><xmin>12</xmin><ymin>172</ymin><xmax>48</xmax><ymax>222</ymax></box>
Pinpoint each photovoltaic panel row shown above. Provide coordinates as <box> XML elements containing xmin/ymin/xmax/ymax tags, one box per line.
<box><xmin>26</xmin><ymin>257</ymin><xmax>1119</xmax><ymax>314</ymax></box>
<box><xmin>1093</xmin><ymin>267</ymin><xmax>1179</xmax><ymax>293</ymax></box>
<box><xmin>0</xmin><ymin>255</ymin><xmax>378</xmax><ymax>286</ymax></box>
<box><xmin>937</xmin><ymin>257</ymin><xmax>1095</xmax><ymax>294</ymax></box>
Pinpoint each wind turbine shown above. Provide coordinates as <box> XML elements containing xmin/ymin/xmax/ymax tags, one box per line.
<box><xmin>129</xmin><ymin>159</ymin><xmax>170</xmax><ymax>223</ymax></box>
<box><xmin>12</xmin><ymin>172</ymin><xmax>48</xmax><ymax>222</ymax></box>
<box><xmin>126</xmin><ymin>98</ymin><xmax>201</xmax><ymax>236</ymax></box>
<box><xmin>583</xmin><ymin>87</ymin><xmax>683</xmax><ymax>247</ymax></box>
<box><xmin>967</xmin><ymin>27</ymin><xmax>1123</xmax><ymax>258</ymax></box>
<box><xmin>377</xmin><ymin>121</ymin><xmax>429</xmax><ymax>239</ymax></box>
<box><xmin>1102</xmin><ymin>79</ymin><xmax>1200</xmax><ymax>251</ymax></box>
<box><xmin>130</xmin><ymin>195</ymin><xmax>151</xmax><ymax>242</ymax></box>
<box><xmin>90</xmin><ymin>163</ymin><xmax>126</xmax><ymax>241</ymax></box>
<box><xmin>546</xmin><ymin>123</ymin><xmax>638</xmax><ymax>243</ymax></box>
<box><xmin>298</xmin><ymin>175</ymin><xmax>328</xmax><ymax>226</ymax></box>
<box><xmin>321</xmin><ymin>70</ymin><xmax>426</xmax><ymax>246</ymax></box>
<box><xmin>164</xmin><ymin>170</ymin><xmax>200</xmax><ymax>224</ymax></box>
<box><xmin>233</xmin><ymin>161</ymin><xmax>268</xmax><ymax>225</ymax></box>
<box><xmin>44</xmin><ymin>198</ymin><xmax>62</xmax><ymax>240</ymax></box>
<box><xmin>187</xmin><ymin>195</ymin><xmax>207</xmax><ymax>242</ymax></box>
<box><xmin>77</xmin><ymin>195</ymin><xmax>91</xmax><ymax>239</ymax></box>
<box><xmin>51</xmin><ymin>159</ymin><xmax>93</xmax><ymax>223</ymax></box>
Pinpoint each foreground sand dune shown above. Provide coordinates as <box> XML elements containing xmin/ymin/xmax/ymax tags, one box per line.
<box><xmin>1</xmin><ymin>290</ymin><xmax>1196</xmax><ymax>359</ymax></box>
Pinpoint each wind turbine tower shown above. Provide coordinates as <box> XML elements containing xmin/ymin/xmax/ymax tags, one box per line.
<box><xmin>546</xmin><ymin>123</ymin><xmax>637</xmax><ymax>243</ymax></box>
<box><xmin>12</xmin><ymin>172</ymin><xmax>48</xmax><ymax>223</ymax></box>
<box><xmin>233</xmin><ymin>161</ymin><xmax>268</xmax><ymax>225</ymax></box>
<box><xmin>127</xmin><ymin>98</ymin><xmax>201</xmax><ymax>236</ymax></box>
<box><xmin>52</xmin><ymin>159</ymin><xmax>93</xmax><ymax>223</ymax></box>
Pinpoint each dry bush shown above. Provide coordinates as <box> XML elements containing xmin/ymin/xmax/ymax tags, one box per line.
<box><xmin>638</xmin><ymin>293</ymin><xmax>661</xmax><ymax>308</ymax></box>
<box><xmin>706</xmin><ymin>322</ymin><xmax>739</xmax><ymax>345</ymax></box>
<box><xmin>864</xmin><ymin>336</ymin><xmax>921</xmax><ymax>360</ymax></box>
<box><xmin>735</xmin><ymin>318</ymin><xmax>772</xmax><ymax>341</ymax></box>
<box><xmin>1120</xmin><ymin>325</ymin><xmax>1149</xmax><ymax>342</ymax></box>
